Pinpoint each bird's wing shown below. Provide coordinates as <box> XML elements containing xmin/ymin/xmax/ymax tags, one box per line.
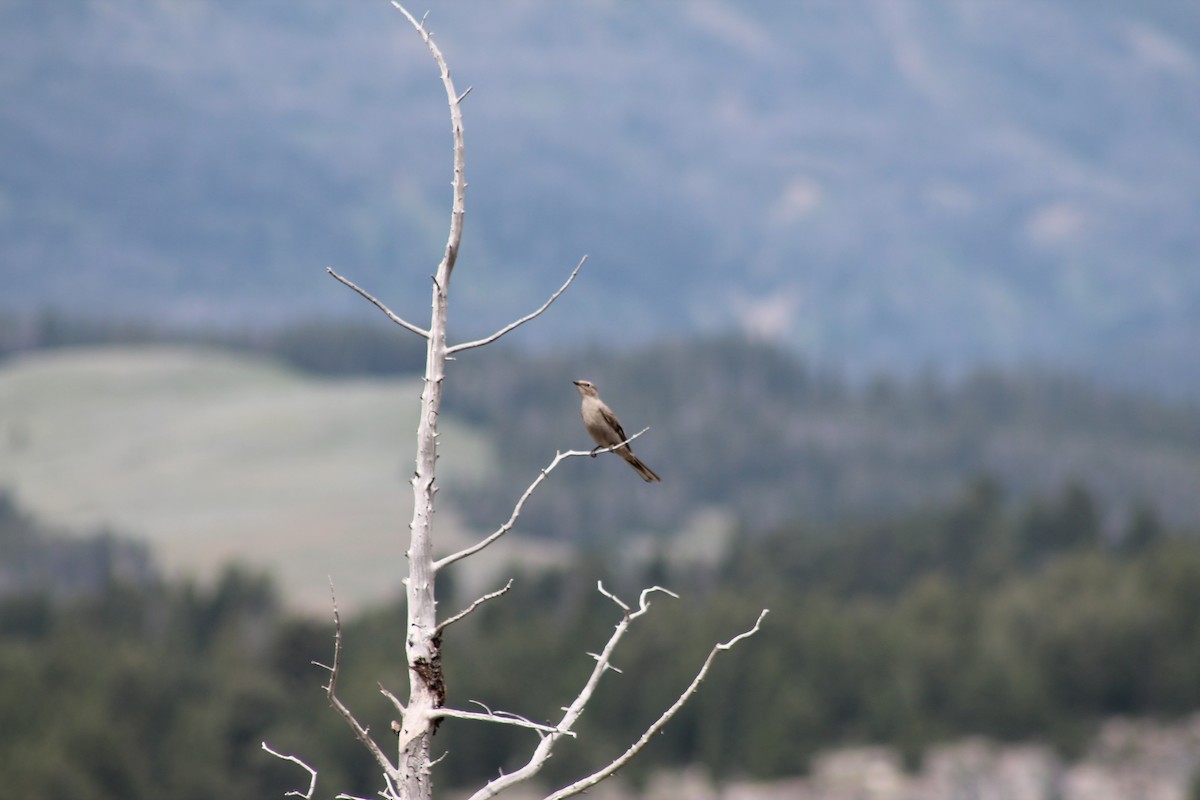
<box><xmin>600</xmin><ymin>404</ymin><xmax>629</xmax><ymax>443</ymax></box>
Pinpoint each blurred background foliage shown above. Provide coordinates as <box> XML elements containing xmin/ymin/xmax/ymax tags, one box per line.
<box><xmin>2</xmin><ymin>464</ymin><xmax>1198</xmax><ymax>797</ymax></box>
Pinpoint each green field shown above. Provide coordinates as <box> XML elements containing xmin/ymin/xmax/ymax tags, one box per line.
<box><xmin>0</xmin><ymin>346</ymin><xmax>569</xmax><ymax>611</ymax></box>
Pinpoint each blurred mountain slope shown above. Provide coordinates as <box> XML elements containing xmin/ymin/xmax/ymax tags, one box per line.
<box><xmin>2</xmin><ymin>1</ymin><xmax>1199</xmax><ymax>393</ymax></box>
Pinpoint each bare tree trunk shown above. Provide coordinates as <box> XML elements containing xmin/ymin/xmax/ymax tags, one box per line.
<box><xmin>391</xmin><ymin>4</ymin><xmax>464</xmax><ymax>794</ymax></box>
<box><xmin>396</xmin><ymin>306</ymin><xmax>447</xmax><ymax>797</ymax></box>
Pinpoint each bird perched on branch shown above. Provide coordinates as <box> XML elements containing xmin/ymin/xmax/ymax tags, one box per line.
<box><xmin>573</xmin><ymin>379</ymin><xmax>661</xmax><ymax>482</ymax></box>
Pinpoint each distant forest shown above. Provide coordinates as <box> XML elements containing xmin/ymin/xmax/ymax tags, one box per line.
<box><xmin>4</xmin><ymin>310</ymin><xmax>1200</xmax><ymax>542</ymax></box>
<box><xmin>1</xmin><ymin>481</ymin><xmax>1197</xmax><ymax>798</ymax></box>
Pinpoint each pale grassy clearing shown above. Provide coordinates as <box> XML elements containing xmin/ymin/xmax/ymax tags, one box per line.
<box><xmin>0</xmin><ymin>346</ymin><xmax>517</xmax><ymax>612</ymax></box>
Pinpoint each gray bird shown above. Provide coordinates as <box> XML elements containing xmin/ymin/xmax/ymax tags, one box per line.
<box><xmin>573</xmin><ymin>379</ymin><xmax>661</xmax><ymax>482</ymax></box>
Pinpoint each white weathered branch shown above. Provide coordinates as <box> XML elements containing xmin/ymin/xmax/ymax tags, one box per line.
<box><xmin>262</xmin><ymin>742</ymin><xmax>318</xmax><ymax>799</ymax></box>
<box><xmin>434</xmin><ymin>429</ymin><xmax>650</xmax><ymax>572</ymax></box>
<box><xmin>447</xmin><ymin>256</ymin><xmax>587</xmax><ymax>354</ymax></box>
<box><xmin>464</xmin><ymin>583</ymin><xmax>676</xmax><ymax>800</ymax></box>
<box><xmin>623</xmin><ymin>584</ymin><xmax>679</xmax><ymax>619</ymax></box>
<box><xmin>378</xmin><ymin>682</ymin><xmax>406</xmax><ymax>717</ymax></box>
<box><xmin>544</xmin><ymin>609</ymin><xmax>770</xmax><ymax>800</ymax></box>
<box><xmin>436</xmin><ymin>578</ymin><xmax>514</xmax><ymax>634</ymax></box>
<box><xmin>431</xmin><ymin>703</ymin><xmax>570</xmax><ymax>737</ymax></box>
<box><xmin>327</xmin><ymin>267</ymin><xmax>430</xmax><ymax>338</ymax></box>
<box><xmin>320</xmin><ymin>583</ymin><xmax>401</xmax><ymax>785</ymax></box>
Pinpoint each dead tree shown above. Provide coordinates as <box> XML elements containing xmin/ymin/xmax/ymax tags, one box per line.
<box><xmin>265</xmin><ymin>5</ymin><xmax>767</xmax><ymax>799</ymax></box>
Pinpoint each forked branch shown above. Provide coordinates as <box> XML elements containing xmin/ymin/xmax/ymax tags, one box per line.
<box><xmin>464</xmin><ymin>584</ymin><xmax>679</xmax><ymax>800</ymax></box>
<box><xmin>545</xmin><ymin>609</ymin><xmax>771</xmax><ymax>800</ymax></box>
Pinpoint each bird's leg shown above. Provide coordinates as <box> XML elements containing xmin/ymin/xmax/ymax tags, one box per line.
<box><xmin>590</xmin><ymin>446</ymin><xmax>602</xmax><ymax>458</ymax></box>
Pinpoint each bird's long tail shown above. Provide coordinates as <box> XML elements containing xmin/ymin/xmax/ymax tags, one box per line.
<box><xmin>621</xmin><ymin>449</ymin><xmax>661</xmax><ymax>482</ymax></box>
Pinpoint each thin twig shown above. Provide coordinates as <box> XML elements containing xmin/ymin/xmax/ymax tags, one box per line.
<box><xmin>434</xmin><ymin>429</ymin><xmax>649</xmax><ymax>572</ymax></box>
<box><xmin>585</xmin><ymin>651</ymin><xmax>621</xmax><ymax>675</ymax></box>
<box><xmin>544</xmin><ymin>609</ymin><xmax>770</xmax><ymax>800</ymax></box>
<box><xmin>431</xmin><ymin>706</ymin><xmax>569</xmax><ymax>737</ymax></box>
<box><xmin>630</xmin><ymin>585</ymin><xmax>679</xmax><ymax>619</ymax></box>
<box><xmin>447</xmin><ymin>256</ymin><xmax>587</xmax><ymax>354</ymax></box>
<box><xmin>378</xmin><ymin>682</ymin><xmax>406</xmax><ymax>716</ymax></box>
<box><xmin>327</xmin><ymin>267</ymin><xmax>430</xmax><ymax>338</ymax></box>
<box><xmin>261</xmin><ymin>742</ymin><xmax>318</xmax><ymax>799</ymax></box>
<box><xmin>596</xmin><ymin>581</ymin><xmax>631</xmax><ymax>613</ymax></box>
<box><xmin>436</xmin><ymin>578</ymin><xmax>514</xmax><ymax>634</ymax></box>
<box><xmin>323</xmin><ymin>581</ymin><xmax>401</xmax><ymax>784</ymax></box>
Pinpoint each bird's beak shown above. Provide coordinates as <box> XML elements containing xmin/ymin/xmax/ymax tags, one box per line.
<box><xmin>572</xmin><ymin>380</ymin><xmax>583</xmax><ymax>386</ymax></box>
